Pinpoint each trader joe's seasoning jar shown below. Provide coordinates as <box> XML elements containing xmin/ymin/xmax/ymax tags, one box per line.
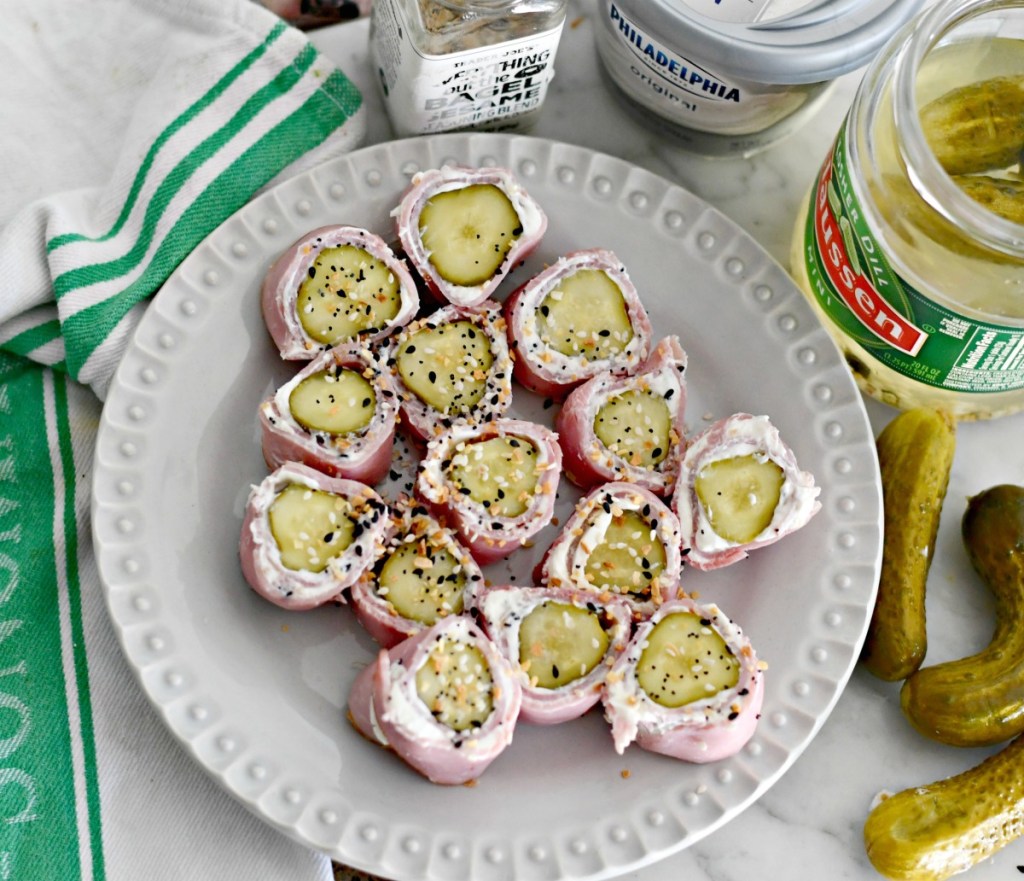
<box><xmin>371</xmin><ymin>0</ymin><xmax>567</xmax><ymax>136</ymax></box>
<box><xmin>594</xmin><ymin>0</ymin><xmax>921</xmax><ymax>157</ymax></box>
<box><xmin>791</xmin><ymin>0</ymin><xmax>1024</xmax><ymax>420</ymax></box>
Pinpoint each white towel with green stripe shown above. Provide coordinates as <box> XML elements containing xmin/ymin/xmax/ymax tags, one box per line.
<box><xmin>0</xmin><ymin>1</ymin><xmax>364</xmax><ymax>878</ymax></box>
<box><xmin>1</xmin><ymin>0</ymin><xmax>365</xmax><ymax>400</ymax></box>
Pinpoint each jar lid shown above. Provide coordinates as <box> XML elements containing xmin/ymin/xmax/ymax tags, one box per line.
<box><xmin>636</xmin><ymin>0</ymin><xmax>925</xmax><ymax>84</ymax></box>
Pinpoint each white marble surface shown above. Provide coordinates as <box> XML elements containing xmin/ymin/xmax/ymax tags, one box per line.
<box><xmin>310</xmin><ymin>6</ymin><xmax>1024</xmax><ymax>881</ymax></box>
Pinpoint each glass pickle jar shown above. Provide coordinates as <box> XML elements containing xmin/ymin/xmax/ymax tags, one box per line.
<box><xmin>791</xmin><ymin>0</ymin><xmax>1024</xmax><ymax>420</ymax></box>
<box><xmin>370</xmin><ymin>0</ymin><xmax>567</xmax><ymax>137</ymax></box>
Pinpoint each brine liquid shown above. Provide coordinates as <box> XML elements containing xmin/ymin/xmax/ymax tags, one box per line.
<box><xmin>790</xmin><ymin>36</ymin><xmax>1024</xmax><ymax>420</ymax></box>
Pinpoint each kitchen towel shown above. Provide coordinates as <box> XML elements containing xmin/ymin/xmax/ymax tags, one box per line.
<box><xmin>0</xmin><ymin>0</ymin><xmax>364</xmax><ymax>878</ymax></box>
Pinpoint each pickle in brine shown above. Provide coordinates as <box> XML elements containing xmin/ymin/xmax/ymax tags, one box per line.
<box><xmin>861</xmin><ymin>408</ymin><xmax>956</xmax><ymax>681</ymax></box>
<box><xmin>920</xmin><ymin>75</ymin><xmax>1024</xmax><ymax>176</ymax></box>
<box><xmin>953</xmin><ymin>174</ymin><xmax>1024</xmax><ymax>225</ymax></box>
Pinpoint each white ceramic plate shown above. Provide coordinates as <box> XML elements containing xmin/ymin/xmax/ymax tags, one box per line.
<box><xmin>93</xmin><ymin>133</ymin><xmax>882</xmax><ymax>881</ymax></box>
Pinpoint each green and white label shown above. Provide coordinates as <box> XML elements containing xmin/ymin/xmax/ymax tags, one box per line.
<box><xmin>0</xmin><ymin>357</ymin><xmax>103</xmax><ymax>880</ymax></box>
<box><xmin>803</xmin><ymin>122</ymin><xmax>1024</xmax><ymax>394</ymax></box>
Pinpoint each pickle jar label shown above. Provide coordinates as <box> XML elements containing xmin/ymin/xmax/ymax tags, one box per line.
<box><xmin>803</xmin><ymin>122</ymin><xmax>1024</xmax><ymax>394</ymax></box>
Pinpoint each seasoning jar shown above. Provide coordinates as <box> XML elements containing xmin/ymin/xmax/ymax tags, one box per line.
<box><xmin>594</xmin><ymin>0</ymin><xmax>922</xmax><ymax>157</ymax></box>
<box><xmin>370</xmin><ymin>0</ymin><xmax>567</xmax><ymax>136</ymax></box>
<box><xmin>791</xmin><ymin>0</ymin><xmax>1024</xmax><ymax>420</ymax></box>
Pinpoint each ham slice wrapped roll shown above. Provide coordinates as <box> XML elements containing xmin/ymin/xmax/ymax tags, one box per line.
<box><xmin>671</xmin><ymin>413</ymin><xmax>821</xmax><ymax>571</ymax></box>
<box><xmin>416</xmin><ymin>418</ymin><xmax>562</xmax><ymax>566</ymax></box>
<box><xmin>557</xmin><ymin>336</ymin><xmax>688</xmax><ymax>496</ymax></box>
<box><xmin>347</xmin><ymin>615</ymin><xmax>523</xmax><ymax>785</ymax></box>
<box><xmin>393</xmin><ymin>165</ymin><xmax>546</xmax><ymax>308</ymax></box>
<box><xmin>261</xmin><ymin>225</ymin><xmax>418</xmax><ymax>360</ymax></box>
<box><xmin>537</xmin><ymin>482</ymin><xmax>683</xmax><ymax>618</ymax></box>
<box><xmin>387</xmin><ymin>300</ymin><xmax>513</xmax><ymax>442</ymax></box>
<box><xmin>238</xmin><ymin>462</ymin><xmax>391</xmax><ymax>610</ymax></box>
<box><xmin>601</xmin><ymin>597</ymin><xmax>765</xmax><ymax>762</ymax></box>
<box><xmin>504</xmin><ymin>249</ymin><xmax>653</xmax><ymax>400</ymax></box>
<box><xmin>350</xmin><ymin>500</ymin><xmax>485</xmax><ymax>648</ymax></box>
<box><xmin>473</xmin><ymin>585</ymin><xmax>632</xmax><ymax>725</ymax></box>
<box><xmin>259</xmin><ymin>343</ymin><xmax>400</xmax><ymax>486</ymax></box>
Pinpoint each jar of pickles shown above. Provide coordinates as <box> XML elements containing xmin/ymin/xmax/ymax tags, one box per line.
<box><xmin>790</xmin><ymin>0</ymin><xmax>1024</xmax><ymax>420</ymax></box>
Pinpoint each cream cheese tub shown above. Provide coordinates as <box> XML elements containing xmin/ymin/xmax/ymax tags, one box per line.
<box><xmin>594</xmin><ymin>0</ymin><xmax>922</xmax><ymax>157</ymax></box>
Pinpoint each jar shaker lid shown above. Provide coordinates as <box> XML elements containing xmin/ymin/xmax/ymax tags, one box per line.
<box><xmin>632</xmin><ymin>0</ymin><xmax>925</xmax><ymax>84</ymax></box>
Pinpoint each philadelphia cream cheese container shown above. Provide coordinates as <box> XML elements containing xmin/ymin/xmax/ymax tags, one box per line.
<box><xmin>594</xmin><ymin>0</ymin><xmax>923</xmax><ymax>156</ymax></box>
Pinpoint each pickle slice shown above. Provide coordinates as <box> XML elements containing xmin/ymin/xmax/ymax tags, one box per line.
<box><xmin>297</xmin><ymin>244</ymin><xmax>401</xmax><ymax>344</ymax></box>
<box><xmin>636</xmin><ymin>611</ymin><xmax>740</xmax><ymax>708</ymax></box>
<box><xmin>694</xmin><ymin>455</ymin><xmax>784</xmax><ymax>545</ymax></box>
<box><xmin>268</xmin><ymin>484</ymin><xmax>354</xmax><ymax>572</ymax></box>
<box><xmin>418</xmin><ymin>184</ymin><xmax>522</xmax><ymax>287</ymax></box>
<box><xmin>518</xmin><ymin>601</ymin><xmax>610</xmax><ymax>689</ymax></box>
<box><xmin>395</xmin><ymin>320</ymin><xmax>494</xmax><ymax>414</ymax></box>
<box><xmin>537</xmin><ymin>269</ymin><xmax>634</xmax><ymax>362</ymax></box>
<box><xmin>447</xmin><ymin>436</ymin><xmax>539</xmax><ymax>518</ymax></box>
<box><xmin>288</xmin><ymin>367</ymin><xmax>376</xmax><ymax>435</ymax></box>
<box><xmin>377</xmin><ymin>541</ymin><xmax>466</xmax><ymax>624</ymax></box>
<box><xmin>584</xmin><ymin>510</ymin><xmax>666</xmax><ymax>596</ymax></box>
<box><xmin>593</xmin><ymin>389</ymin><xmax>671</xmax><ymax>469</ymax></box>
<box><xmin>415</xmin><ymin>637</ymin><xmax>494</xmax><ymax>730</ymax></box>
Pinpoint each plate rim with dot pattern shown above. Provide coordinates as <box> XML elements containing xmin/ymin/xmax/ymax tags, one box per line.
<box><xmin>92</xmin><ymin>132</ymin><xmax>882</xmax><ymax>881</ymax></box>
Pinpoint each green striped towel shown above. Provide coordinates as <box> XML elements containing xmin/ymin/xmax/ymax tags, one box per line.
<box><xmin>0</xmin><ymin>1</ymin><xmax>364</xmax><ymax>878</ymax></box>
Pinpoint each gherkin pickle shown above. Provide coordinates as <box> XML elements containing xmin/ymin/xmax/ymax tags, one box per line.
<box><xmin>954</xmin><ymin>174</ymin><xmax>1024</xmax><ymax>225</ymax></box>
<box><xmin>865</xmin><ymin>734</ymin><xmax>1024</xmax><ymax>881</ymax></box>
<box><xmin>900</xmin><ymin>484</ymin><xmax>1024</xmax><ymax>746</ymax></box>
<box><xmin>920</xmin><ymin>75</ymin><xmax>1024</xmax><ymax>176</ymax></box>
<box><xmin>862</xmin><ymin>408</ymin><xmax>955</xmax><ymax>682</ymax></box>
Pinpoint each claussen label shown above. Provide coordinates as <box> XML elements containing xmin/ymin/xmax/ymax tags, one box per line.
<box><xmin>803</xmin><ymin>121</ymin><xmax>1024</xmax><ymax>394</ymax></box>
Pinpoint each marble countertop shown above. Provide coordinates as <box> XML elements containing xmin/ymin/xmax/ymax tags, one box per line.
<box><xmin>311</xmin><ymin>6</ymin><xmax>1024</xmax><ymax>881</ymax></box>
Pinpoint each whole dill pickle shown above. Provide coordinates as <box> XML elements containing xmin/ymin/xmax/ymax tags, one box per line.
<box><xmin>900</xmin><ymin>484</ymin><xmax>1024</xmax><ymax>746</ymax></box>
<box><xmin>861</xmin><ymin>409</ymin><xmax>956</xmax><ymax>682</ymax></box>
<box><xmin>864</xmin><ymin>734</ymin><xmax>1024</xmax><ymax>881</ymax></box>
<box><xmin>875</xmin><ymin>173</ymin><xmax>1019</xmax><ymax>264</ymax></box>
<box><xmin>920</xmin><ymin>75</ymin><xmax>1024</xmax><ymax>175</ymax></box>
<box><xmin>953</xmin><ymin>174</ymin><xmax>1024</xmax><ymax>225</ymax></box>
